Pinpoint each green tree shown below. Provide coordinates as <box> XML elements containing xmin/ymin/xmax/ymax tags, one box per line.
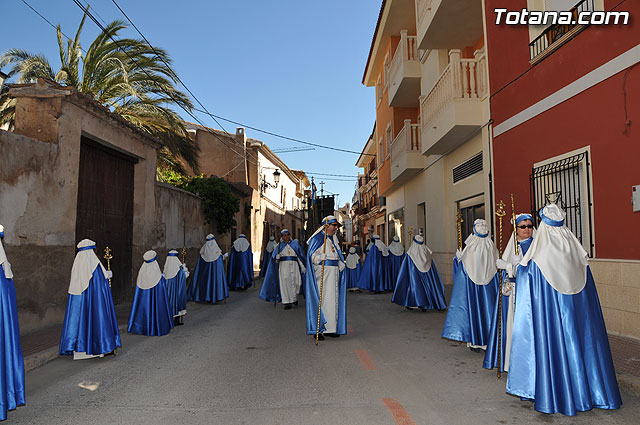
<box><xmin>0</xmin><ymin>10</ymin><xmax>199</xmax><ymax>173</ymax></box>
<box><xmin>158</xmin><ymin>169</ymin><xmax>240</xmax><ymax>234</ymax></box>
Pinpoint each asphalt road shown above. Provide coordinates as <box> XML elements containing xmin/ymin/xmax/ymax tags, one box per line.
<box><xmin>12</xmin><ymin>282</ymin><xmax>640</xmax><ymax>424</ymax></box>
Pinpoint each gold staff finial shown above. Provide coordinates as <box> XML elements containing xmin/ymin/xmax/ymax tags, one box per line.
<box><xmin>495</xmin><ymin>200</ymin><xmax>506</xmax><ymax>379</ymax></box>
<box><xmin>510</xmin><ymin>194</ymin><xmax>519</xmax><ymax>256</ymax></box>
<box><xmin>456</xmin><ymin>211</ymin><xmax>464</xmax><ymax>250</ymax></box>
<box><xmin>181</xmin><ymin>247</ymin><xmax>187</xmax><ymax>264</ymax></box>
<box><xmin>103</xmin><ymin>247</ymin><xmax>113</xmax><ymax>288</ymax></box>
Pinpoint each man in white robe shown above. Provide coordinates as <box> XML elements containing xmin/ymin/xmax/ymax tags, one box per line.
<box><xmin>274</xmin><ymin>229</ymin><xmax>306</xmax><ymax>309</ymax></box>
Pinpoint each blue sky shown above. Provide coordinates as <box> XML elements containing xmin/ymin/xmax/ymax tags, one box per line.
<box><xmin>0</xmin><ymin>0</ymin><xmax>380</xmax><ymax>206</ymax></box>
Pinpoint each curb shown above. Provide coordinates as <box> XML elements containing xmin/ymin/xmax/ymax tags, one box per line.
<box><xmin>24</xmin><ymin>323</ymin><xmax>129</xmax><ymax>373</ymax></box>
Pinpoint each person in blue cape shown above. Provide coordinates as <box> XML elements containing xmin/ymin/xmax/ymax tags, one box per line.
<box><xmin>188</xmin><ymin>234</ymin><xmax>229</xmax><ymax>304</ymax></box>
<box><xmin>260</xmin><ymin>229</ymin><xmax>306</xmax><ymax>309</ymax></box>
<box><xmin>483</xmin><ymin>213</ymin><xmax>534</xmax><ymax>372</ymax></box>
<box><xmin>259</xmin><ymin>236</ymin><xmax>276</xmax><ymax>278</ymax></box>
<box><xmin>59</xmin><ymin>239</ymin><xmax>121</xmax><ymax>360</ymax></box>
<box><xmin>343</xmin><ymin>247</ymin><xmax>362</xmax><ymax>292</ymax></box>
<box><xmin>0</xmin><ymin>225</ymin><xmax>25</xmax><ymax>421</ymax></box>
<box><xmin>128</xmin><ymin>250</ymin><xmax>174</xmax><ymax>336</ymax></box>
<box><xmin>163</xmin><ymin>250</ymin><xmax>189</xmax><ymax>326</ymax></box>
<box><xmin>392</xmin><ymin>235</ymin><xmax>446</xmax><ymax>311</ymax></box>
<box><xmin>441</xmin><ymin>219</ymin><xmax>498</xmax><ymax>350</ymax></box>
<box><xmin>227</xmin><ymin>234</ymin><xmax>253</xmax><ymax>290</ymax></box>
<box><xmin>305</xmin><ymin>216</ymin><xmax>347</xmax><ymax>341</ymax></box>
<box><xmin>506</xmin><ymin>204</ymin><xmax>621</xmax><ymax>416</ymax></box>
<box><xmin>387</xmin><ymin>236</ymin><xmax>406</xmax><ymax>291</ymax></box>
<box><xmin>357</xmin><ymin>234</ymin><xmax>389</xmax><ymax>292</ymax></box>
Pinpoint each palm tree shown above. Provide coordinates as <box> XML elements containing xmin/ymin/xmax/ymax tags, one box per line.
<box><xmin>0</xmin><ymin>11</ymin><xmax>199</xmax><ymax>173</ymax></box>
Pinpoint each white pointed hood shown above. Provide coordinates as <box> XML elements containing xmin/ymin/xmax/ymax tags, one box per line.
<box><xmin>68</xmin><ymin>239</ymin><xmax>108</xmax><ymax>295</ymax></box>
<box><xmin>200</xmin><ymin>234</ymin><xmax>222</xmax><ymax>262</ymax></box>
<box><xmin>136</xmin><ymin>250</ymin><xmax>163</xmax><ymax>290</ymax></box>
<box><xmin>460</xmin><ymin>219</ymin><xmax>498</xmax><ymax>285</ymax></box>
<box><xmin>233</xmin><ymin>234</ymin><xmax>250</xmax><ymax>252</ymax></box>
<box><xmin>163</xmin><ymin>250</ymin><xmax>182</xmax><ymax>280</ymax></box>
<box><xmin>407</xmin><ymin>235</ymin><xmax>432</xmax><ymax>272</ymax></box>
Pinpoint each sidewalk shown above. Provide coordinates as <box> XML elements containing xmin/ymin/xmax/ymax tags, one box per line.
<box><xmin>19</xmin><ymin>304</ymin><xmax>640</xmax><ymax>397</ymax></box>
<box><xmin>21</xmin><ymin>303</ymin><xmax>131</xmax><ymax>372</ymax></box>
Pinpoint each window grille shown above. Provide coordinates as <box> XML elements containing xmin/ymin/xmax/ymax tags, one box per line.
<box><xmin>529</xmin><ymin>151</ymin><xmax>593</xmax><ymax>256</ymax></box>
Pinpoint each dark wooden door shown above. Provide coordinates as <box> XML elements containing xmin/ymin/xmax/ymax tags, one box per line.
<box><xmin>75</xmin><ymin>136</ymin><xmax>136</xmax><ymax>303</ymax></box>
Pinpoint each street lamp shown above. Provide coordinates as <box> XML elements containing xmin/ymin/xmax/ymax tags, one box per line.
<box><xmin>260</xmin><ymin>168</ymin><xmax>281</xmax><ymax>194</ymax></box>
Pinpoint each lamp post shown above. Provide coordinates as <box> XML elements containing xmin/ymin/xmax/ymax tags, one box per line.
<box><xmin>260</xmin><ymin>168</ymin><xmax>281</xmax><ymax>194</ymax></box>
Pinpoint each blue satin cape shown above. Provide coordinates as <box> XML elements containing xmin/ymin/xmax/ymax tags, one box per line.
<box><xmin>343</xmin><ymin>262</ymin><xmax>361</xmax><ymax>289</ymax></box>
<box><xmin>357</xmin><ymin>244</ymin><xmax>387</xmax><ymax>292</ymax></box>
<box><xmin>188</xmin><ymin>256</ymin><xmax>228</xmax><ymax>303</ymax></box>
<box><xmin>484</xmin><ymin>237</ymin><xmax>533</xmax><ymax>371</ymax></box>
<box><xmin>259</xmin><ymin>248</ymin><xmax>272</xmax><ymax>278</ymax></box>
<box><xmin>0</xmin><ymin>264</ymin><xmax>25</xmax><ymax>421</ymax></box>
<box><xmin>165</xmin><ymin>269</ymin><xmax>187</xmax><ymax>317</ymax></box>
<box><xmin>128</xmin><ymin>277</ymin><xmax>174</xmax><ymax>336</ymax></box>
<box><xmin>59</xmin><ymin>267</ymin><xmax>121</xmax><ymax>356</ymax></box>
<box><xmin>506</xmin><ymin>263</ymin><xmax>622</xmax><ymax>416</ymax></box>
<box><xmin>259</xmin><ymin>241</ymin><xmax>305</xmax><ymax>303</ymax></box>
<box><xmin>441</xmin><ymin>259</ymin><xmax>498</xmax><ymax>345</ymax></box>
<box><xmin>391</xmin><ymin>256</ymin><xmax>447</xmax><ymax>310</ymax></box>
<box><xmin>227</xmin><ymin>247</ymin><xmax>253</xmax><ymax>290</ymax></box>
<box><xmin>387</xmin><ymin>252</ymin><xmax>405</xmax><ymax>291</ymax></box>
<box><xmin>304</xmin><ymin>232</ymin><xmax>347</xmax><ymax>335</ymax></box>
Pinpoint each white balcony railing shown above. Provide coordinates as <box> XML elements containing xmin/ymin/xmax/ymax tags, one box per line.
<box><xmin>391</xmin><ymin>120</ymin><xmax>421</xmax><ymax>166</ymax></box>
<box><xmin>420</xmin><ymin>49</ymin><xmax>487</xmax><ymax>128</ymax></box>
<box><xmin>389</xmin><ymin>31</ymin><xmax>418</xmax><ymax>87</ymax></box>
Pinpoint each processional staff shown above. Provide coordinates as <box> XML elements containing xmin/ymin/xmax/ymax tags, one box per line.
<box><xmin>495</xmin><ymin>200</ymin><xmax>506</xmax><ymax>379</ymax></box>
<box><xmin>103</xmin><ymin>246</ymin><xmax>117</xmax><ymax>356</ymax></box>
<box><xmin>456</xmin><ymin>211</ymin><xmax>464</xmax><ymax>250</ymax></box>
<box><xmin>315</xmin><ymin>224</ymin><xmax>329</xmax><ymax>345</ymax></box>
<box><xmin>104</xmin><ymin>247</ymin><xmax>113</xmax><ymax>288</ymax></box>
<box><xmin>510</xmin><ymin>194</ymin><xmax>519</xmax><ymax>256</ymax></box>
<box><xmin>275</xmin><ymin>238</ymin><xmax>281</xmax><ymax>309</ymax></box>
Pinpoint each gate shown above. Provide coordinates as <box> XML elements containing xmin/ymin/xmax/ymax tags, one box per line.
<box><xmin>75</xmin><ymin>136</ymin><xmax>136</xmax><ymax>303</ymax></box>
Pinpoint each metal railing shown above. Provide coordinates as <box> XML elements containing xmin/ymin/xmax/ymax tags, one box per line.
<box><xmin>529</xmin><ymin>151</ymin><xmax>593</xmax><ymax>256</ymax></box>
<box><xmin>528</xmin><ymin>0</ymin><xmax>594</xmax><ymax>61</ymax></box>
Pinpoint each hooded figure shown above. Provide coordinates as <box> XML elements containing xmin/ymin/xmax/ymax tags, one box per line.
<box><xmin>59</xmin><ymin>239</ymin><xmax>121</xmax><ymax>360</ymax></box>
<box><xmin>0</xmin><ymin>225</ymin><xmax>25</xmax><ymax>420</ymax></box>
<box><xmin>387</xmin><ymin>236</ymin><xmax>406</xmax><ymax>291</ymax></box>
<box><xmin>392</xmin><ymin>235</ymin><xmax>446</xmax><ymax>311</ymax></box>
<box><xmin>441</xmin><ymin>219</ymin><xmax>498</xmax><ymax>349</ymax></box>
<box><xmin>188</xmin><ymin>234</ymin><xmax>229</xmax><ymax>303</ymax></box>
<box><xmin>259</xmin><ymin>236</ymin><xmax>277</xmax><ymax>278</ymax></box>
<box><xmin>506</xmin><ymin>204</ymin><xmax>621</xmax><ymax>416</ymax></box>
<box><xmin>304</xmin><ymin>216</ymin><xmax>347</xmax><ymax>340</ymax></box>
<box><xmin>163</xmin><ymin>250</ymin><xmax>189</xmax><ymax>325</ymax></box>
<box><xmin>343</xmin><ymin>247</ymin><xmax>362</xmax><ymax>291</ymax></box>
<box><xmin>259</xmin><ymin>229</ymin><xmax>306</xmax><ymax>308</ymax></box>
<box><xmin>483</xmin><ymin>213</ymin><xmax>535</xmax><ymax>372</ymax></box>
<box><xmin>357</xmin><ymin>235</ymin><xmax>389</xmax><ymax>292</ymax></box>
<box><xmin>227</xmin><ymin>234</ymin><xmax>253</xmax><ymax>290</ymax></box>
<box><xmin>128</xmin><ymin>250</ymin><xmax>173</xmax><ymax>336</ymax></box>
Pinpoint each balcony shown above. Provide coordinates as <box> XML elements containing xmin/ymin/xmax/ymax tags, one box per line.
<box><xmin>415</xmin><ymin>0</ymin><xmax>484</xmax><ymax>50</ymax></box>
<box><xmin>387</xmin><ymin>31</ymin><xmax>421</xmax><ymax>108</ymax></box>
<box><xmin>420</xmin><ymin>49</ymin><xmax>487</xmax><ymax>155</ymax></box>
<box><xmin>390</xmin><ymin>120</ymin><xmax>425</xmax><ymax>183</ymax></box>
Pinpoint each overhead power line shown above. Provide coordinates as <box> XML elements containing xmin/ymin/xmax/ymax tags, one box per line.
<box><xmin>109</xmin><ymin>0</ymin><xmax>375</xmax><ymax>158</ymax></box>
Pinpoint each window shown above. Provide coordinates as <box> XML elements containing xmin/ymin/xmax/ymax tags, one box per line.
<box><xmin>383</xmin><ymin>53</ymin><xmax>390</xmax><ymax>92</ymax></box>
<box><xmin>385</xmin><ymin>123</ymin><xmax>393</xmax><ymax>160</ymax></box>
<box><xmin>527</xmin><ymin>0</ymin><xmax>602</xmax><ymax>61</ymax></box>
<box><xmin>458</xmin><ymin>195</ymin><xmax>485</xmax><ymax>246</ymax></box>
<box><xmin>530</xmin><ymin>149</ymin><xmax>593</xmax><ymax>256</ymax></box>
<box><xmin>377</xmin><ymin>137</ymin><xmax>384</xmax><ymax>167</ymax></box>
<box><xmin>376</xmin><ymin>75</ymin><xmax>383</xmax><ymax>106</ymax></box>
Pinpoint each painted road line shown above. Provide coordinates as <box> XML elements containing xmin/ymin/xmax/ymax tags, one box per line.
<box><xmin>382</xmin><ymin>398</ymin><xmax>416</xmax><ymax>425</ymax></box>
<box><xmin>355</xmin><ymin>349</ymin><xmax>376</xmax><ymax>370</ymax></box>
